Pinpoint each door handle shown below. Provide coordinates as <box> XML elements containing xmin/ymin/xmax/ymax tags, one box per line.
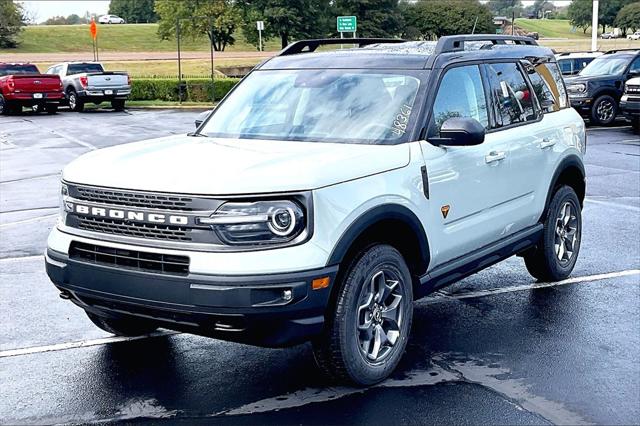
<box><xmin>539</xmin><ymin>138</ymin><xmax>556</xmax><ymax>149</ymax></box>
<box><xmin>485</xmin><ymin>150</ymin><xmax>506</xmax><ymax>164</ymax></box>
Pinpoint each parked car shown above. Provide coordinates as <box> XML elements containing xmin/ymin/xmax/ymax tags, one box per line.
<box><xmin>565</xmin><ymin>49</ymin><xmax>640</xmax><ymax>125</ymax></box>
<box><xmin>0</xmin><ymin>63</ymin><xmax>64</xmax><ymax>115</ymax></box>
<box><xmin>45</xmin><ymin>62</ymin><xmax>131</xmax><ymax>112</ymax></box>
<box><xmin>98</xmin><ymin>15</ymin><xmax>125</xmax><ymax>24</ymax></box>
<box><xmin>46</xmin><ymin>35</ymin><xmax>586</xmax><ymax>386</ymax></box>
<box><xmin>627</xmin><ymin>31</ymin><xmax>640</xmax><ymax>41</ymax></box>
<box><xmin>601</xmin><ymin>32</ymin><xmax>618</xmax><ymax>39</ymax></box>
<box><xmin>555</xmin><ymin>51</ymin><xmax>602</xmax><ymax>76</ymax></box>
<box><xmin>620</xmin><ymin>77</ymin><xmax>640</xmax><ymax>133</ymax></box>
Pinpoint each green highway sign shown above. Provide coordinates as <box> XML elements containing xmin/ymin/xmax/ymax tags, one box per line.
<box><xmin>337</xmin><ymin>16</ymin><xmax>357</xmax><ymax>32</ymax></box>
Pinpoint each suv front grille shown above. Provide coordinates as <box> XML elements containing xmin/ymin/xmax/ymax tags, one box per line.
<box><xmin>76</xmin><ymin>216</ymin><xmax>192</xmax><ymax>241</ymax></box>
<box><xmin>69</xmin><ymin>241</ymin><xmax>189</xmax><ymax>275</ymax></box>
<box><xmin>75</xmin><ymin>186</ymin><xmax>194</xmax><ymax>211</ymax></box>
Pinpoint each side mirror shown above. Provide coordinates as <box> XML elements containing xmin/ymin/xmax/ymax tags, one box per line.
<box><xmin>433</xmin><ymin>117</ymin><xmax>485</xmax><ymax>146</ymax></box>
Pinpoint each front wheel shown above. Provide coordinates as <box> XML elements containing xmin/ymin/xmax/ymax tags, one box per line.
<box><xmin>632</xmin><ymin>119</ymin><xmax>640</xmax><ymax>134</ymax></box>
<box><xmin>524</xmin><ymin>185</ymin><xmax>582</xmax><ymax>282</ymax></box>
<box><xmin>590</xmin><ymin>95</ymin><xmax>617</xmax><ymax>126</ymax></box>
<box><xmin>313</xmin><ymin>244</ymin><xmax>413</xmax><ymax>386</ymax></box>
<box><xmin>86</xmin><ymin>312</ymin><xmax>158</xmax><ymax>336</ymax></box>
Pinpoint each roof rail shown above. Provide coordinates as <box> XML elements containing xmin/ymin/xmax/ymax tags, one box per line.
<box><xmin>278</xmin><ymin>38</ymin><xmax>406</xmax><ymax>56</ymax></box>
<box><xmin>434</xmin><ymin>34</ymin><xmax>538</xmax><ymax>54</ymax></box>
<box><xmin>604</xmin><ymin>48</ymin><xmax>640</xmax><ymax>54</ymax></box>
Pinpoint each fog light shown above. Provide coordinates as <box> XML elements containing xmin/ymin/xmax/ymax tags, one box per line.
<box><xmin>282</xmin><ymin>289</ymin><xmax>292</xmax><ymax>301</ymax></box>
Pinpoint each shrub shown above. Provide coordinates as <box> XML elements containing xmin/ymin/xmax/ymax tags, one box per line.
<box><xmin>130</xmin><ymin>78</ymin><xmax>240</xmax><ymax>102</ymax></box>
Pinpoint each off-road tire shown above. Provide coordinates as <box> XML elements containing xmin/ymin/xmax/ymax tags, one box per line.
<box><xmin>312</xmin><ymin>244</ymin><xmax>413</xmax><ymax>386</ymax></box>
<box><xmin>86</xmin><ymin>312</ymin><xmax>158</xmax><ymax>336</ymax></box>
<box><xmin>524</xmin><ymin>185</ymin><xmax>582</xmax><ymax>282</ymax></box>
<box><xmin>590</xmin><ymin>94</ymin><xmax>617</xmax><ymax>126</ymax></box>
<box><xmin>111</xmin><ymin>99</ymin><xmax>126</xmax><ymax>111</ymax></box>
<box><xmin>67</xmin><ymin>88</ymin><xmax>84</xmax><ymax>112</ymax></box>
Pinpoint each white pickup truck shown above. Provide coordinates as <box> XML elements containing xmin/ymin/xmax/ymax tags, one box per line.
<box><xmin>628</xmin><ymin>31</ymin><xmax>640</xmax><ymax>40</ymax></box>
<box><xmin>45</xmin><ymin>62</ymin><xmax>131</xmax><ymax>112</ymax></box>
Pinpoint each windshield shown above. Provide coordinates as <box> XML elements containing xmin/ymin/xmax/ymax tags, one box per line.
<box><xmin>579</xmin><ymin>57</ymin><xmax>630</xmax><ymax>76</ymax></box>
<box><xmin>67</xmin><ymin>63</ymin><xmax>104</xmax><ymax>75</ymax></box>
<box><xmin>0</xmin><ymin>64</ymin><xmax>39</xmax><ymax>76</ymax></box>
<box><xmin>200</xmin><ymin>70</ymin><xmax>423</xmax><ymax>144</ymax></box>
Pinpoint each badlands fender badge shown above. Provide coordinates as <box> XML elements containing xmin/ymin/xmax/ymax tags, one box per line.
<box><xmin>441</xmin><ymin>205</ymin><xmax>450</xmax><ymax>219</ymax></box>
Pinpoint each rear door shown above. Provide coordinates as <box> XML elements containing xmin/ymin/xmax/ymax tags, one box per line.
<box><xmin>419</xmin><ymin>64</ymin><xmax>514</xmax><ymax>265</ymax></box>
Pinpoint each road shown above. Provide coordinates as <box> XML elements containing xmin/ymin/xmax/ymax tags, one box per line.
<box><xmin>1</xmin><ymin>109</ymin><xmax>638</xmax><ymax>425</ymax></box>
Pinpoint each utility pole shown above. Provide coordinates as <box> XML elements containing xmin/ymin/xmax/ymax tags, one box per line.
<box><xmin>591</xmin><ymin>0</ymin><xmax>599</xmax><ymax>52</ymax></box>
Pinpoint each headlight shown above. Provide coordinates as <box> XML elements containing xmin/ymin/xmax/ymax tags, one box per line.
<box><xmin>198</xmin><ymin>200</ymin><xmax>307</xmax><ymax>246</ymax></box>
<box><xmin>59</xmin><ymin>182</ymin><xmax>69</xmax><ymax>221</ymax></box>
<box><xmin>567</xmin><ymin>83</ymin><xmax>587</xmax><ymax>94</ymax></box>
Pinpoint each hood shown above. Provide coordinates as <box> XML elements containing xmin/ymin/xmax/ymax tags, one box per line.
<box><xmin>565</xmin><ymin>74</ymin><xmax>621</xmax><ymax>85</ymax></box>
<box><xmin>63</xmin><ymin>135</ymin><xmax>410</xmax><ymax>195</ymax></box>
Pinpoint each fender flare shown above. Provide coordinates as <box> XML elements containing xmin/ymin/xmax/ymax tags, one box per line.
<box><xmin>542</xmin><ymin>154</ymin><xmax>586</xmax><ymax>217</ymax></box>
<box><xmin>326</xmin><ymin>204</ymin><xmax>430</xmax><ymax>269</ymax></box>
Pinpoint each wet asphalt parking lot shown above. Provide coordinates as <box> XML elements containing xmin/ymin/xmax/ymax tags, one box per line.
<box><xmin>0</xmin><ymin>109</ymin><xmax>638</xmax><ymax>425</ymax></box>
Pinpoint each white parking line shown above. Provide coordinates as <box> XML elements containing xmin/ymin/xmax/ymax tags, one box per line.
<box><xmin>0</xmin><ymin>269</ymin><xmax>637</xmax><ymax>359</ymax></box>
<box><xmin>584</xmin><ymin>198</ymin><xmax>640</xmax><ymax>212</ymax></box>
<box><xmin>0</xmin><ymin>331</ymin><xmax>179</xmax><ymax>358</ymax></box>
<box><xmin>48</xmin><ymin>129</ymin><xmax>97</xmax><ymax>151</ymax></box>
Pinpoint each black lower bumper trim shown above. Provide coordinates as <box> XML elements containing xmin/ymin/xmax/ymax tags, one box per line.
<box><xmin>46</xmin><ymin>249</ymin><xmax>338</xmax><ymax>347</ymax></box>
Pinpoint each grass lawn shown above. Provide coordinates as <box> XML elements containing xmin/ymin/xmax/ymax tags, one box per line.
<box><xmin>515</xmin><ymin>18</ymin><xmax>591</xmax><ymax>39</ymax></box>
<box><xmin>1</xmin><ymin>23</ymin><xmax>281</xmax><ymax>54</ymax></box>
<box><xmin>33</xmin><ymin>58</ymin><xmax>261</xmax><ymax>78</ymax></box>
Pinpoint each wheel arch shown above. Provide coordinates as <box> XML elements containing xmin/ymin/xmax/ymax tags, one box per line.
<box><xmin>326</xmin><ymin>204</ymin><xmax>431</xmax><ymax>285</ymax></box>
<box><xmin>541</xmin><ymin>155</ymin><xmax>586</xmax><ymax>221</ymax></box>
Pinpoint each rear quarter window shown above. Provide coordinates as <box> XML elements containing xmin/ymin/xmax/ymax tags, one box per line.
<box><xmin>485</xmin><ymin>62</ymin><xmax>537</xmax><ymax>128</ymax></box>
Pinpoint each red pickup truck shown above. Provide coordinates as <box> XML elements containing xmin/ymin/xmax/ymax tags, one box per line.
<box><xmin>0</xmin><ymin>63</ymin><xmax>64</xmax><ymax>115</ymax></box>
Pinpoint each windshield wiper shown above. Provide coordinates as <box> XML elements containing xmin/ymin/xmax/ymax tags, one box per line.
<box><xmin>187</xmin><ymin>132</ymin><xmax>208</xmax><ymax>137</ymax></box>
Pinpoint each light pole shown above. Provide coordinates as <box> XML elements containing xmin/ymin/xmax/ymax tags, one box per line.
<box><xmin>591</xmin><ymin>0</ymin><xmax>599</xmax><ymax>52</ymax></box>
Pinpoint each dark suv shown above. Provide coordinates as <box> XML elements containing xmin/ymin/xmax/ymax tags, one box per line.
<box><xmin>565</xmin><ymin>49</ymin><xmax>640</xmax><ymax>125</ymax></box>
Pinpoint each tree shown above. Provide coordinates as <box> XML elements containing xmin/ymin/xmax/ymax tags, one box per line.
<box><xmin>402</xmin><ymin>0</ymin><xmax>494</xmax><ymax>40</ymax></box>
<box><xmin>109</xmin><ymin>0</ymin><xmax>157</xmax><ymax>23</ymax></box>
<box><xmin>600</xmin><ymin>0</ymin><xmax>635</xmax><ymax>33</ymax></box>
<box><xmin>0</xmin><ymin>0</ymin><xmax>25</xmax><ymax>48</ymax></box>
<box><xmin>333</xmin><ymin>0</ymin><xmax>402</xmax><ymax>38</ymax></box>
<box><xmin>238</xmin><ymin>0</ymin><xmax>332</xmax><ymax>49</ymax></box>
<box><xmin>43</xmin><ymin>14</ymin><xmax>88</xmax><ymax>25</ymax></box>
<box><xmin>568</xmin><ymin>0</ymin><xmax>592</xmax><ymax>34</ymax></box>
<box><xmin>487</xmin><ymin>0</ymin><xmax>523</xmax><ymax>18</ymax></box>
<box><xmin>155</xmin><ymin>0</ymin><xmax>242</xmax><ymax>51</ymax></box>
<box><xmin>616</xmin><ymin>2</ymin><xmax>640</xmax><ymax>33</ymax></box>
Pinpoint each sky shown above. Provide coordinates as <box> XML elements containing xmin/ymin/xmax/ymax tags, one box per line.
<box><xmin>19</xmin><ymin>0</ymin><xmax>574</xmax><ymax>24</ymax></box>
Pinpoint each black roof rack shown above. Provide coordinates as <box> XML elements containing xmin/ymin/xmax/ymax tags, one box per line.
<box><xmin>604</xmin><ymin>48</ymin><xmax>640</xmax><ymax>54</ymax></box>
<box><xmin>278</xmin><ymin>38</ymin><xmax>405</xmax><ymax>56</ymax></box>
<box><xmin>433</xmin><ymin>34</ymin><xmax>538</xmax><ymax>54</ymax></box>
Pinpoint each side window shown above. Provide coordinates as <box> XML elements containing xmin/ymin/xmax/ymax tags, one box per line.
<box><xmin>558</xmin><ymin>59</ymin><xmax>572</xmax><ymax>75</ymax></box>
<box><xmin>523</xmin><ymin>62</ymin><xmax>559</xmax><ymax>113</ymax></box>
<box><xmin>485</xmin><ymin>62</ymin><xmax>537</xmax><ymax>127</ymax></box>
<box><xmin>630</xmin><ymin>57</ymin><xmax>640</xmax><ymax>73</ymax></box>
<box><xmin>541</xmin><ymin>63</ymin><xmax>568</xmax><ymax>109</ymax></box>
<box><xmin>428</xmin><ymin>65</ymin><xmax>488</xmax><ymax>137</ymax></box>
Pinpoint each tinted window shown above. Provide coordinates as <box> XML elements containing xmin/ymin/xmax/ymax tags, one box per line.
<box><xmin>573</xmin><ymin>58</ymin><xmax>594</xmax><ymax>73</ymax></box>
<box><xmin>67</xmin><ymin>63</ymin><xmax>104</xmax><ymax>75</ymax></box>
<box><xmin>580</xmin><ymin>56</ymin><xmax>631</xmax><ymax>76</ymax></box>
<box><xmin>428</xmin><ymin>65</ymin><xmax>488</xmax><ymax>137</ymax></box>
<box><xmin>558</xmin><ymin>59</ymin><xmax>573</xmax><ymax>75</ymax></box>
<box><xmin>0</xmin><ymin>64</ymin><xmax>39</xmax><ymax>76</ymax></box>
<box><xmin>486</xmin><ymin>62</ymin><xmax>536</xmax><ymax>127</ymax></box>
<box><xmin>630</xmin><ymin>57</ymin><xmax>640</xmax><ymax>73</ymax></box>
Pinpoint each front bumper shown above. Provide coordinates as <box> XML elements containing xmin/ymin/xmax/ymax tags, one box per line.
<box><xmin>45</xmin><ymin>247</ymin><xmax>338</xmax><ymax>347</ymax></box>
<box><xmin>569</xmin><ymin>96</ymin><xmax>593</xmax><ymax>115</ymax></box>
<box><xmin>620</xmin><ymin>97</ymin><xmax>640</xmax><ymax>119</ymax></box>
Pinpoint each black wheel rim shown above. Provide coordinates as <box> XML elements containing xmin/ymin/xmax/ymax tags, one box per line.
<box><xmin>355</xmin><ymin>268</ymin><xmax>405</xmax><ymax>364</ymax></box>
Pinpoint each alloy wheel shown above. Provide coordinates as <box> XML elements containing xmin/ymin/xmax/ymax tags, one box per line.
<box><xmin>596</xmin><ymin>99</ymin><xmax>614</xmax><ymax>122</ymax></box>
<box><xmin>555</xmin><ymin>202</ymin><xmax>579</xmax><ymax>265</ymax></box>
<box><xmin>69</xmin><ymin>93</ymin><xmax>76</xmax><ymax>110</ymax></box>
<box><xmin>356</xmin><ymin>269</ymin><xmax>405</xmax><ymax>363</ymax></box>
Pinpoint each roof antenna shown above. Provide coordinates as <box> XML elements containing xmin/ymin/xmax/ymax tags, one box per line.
<box><xmin>471</xmin><ymin>16</ymin><xmax>478</xmax><ymax>35</ymax></box>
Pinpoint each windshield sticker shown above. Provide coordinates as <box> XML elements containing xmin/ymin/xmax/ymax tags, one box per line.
<box><xmin>391</xmin><ymin>104</ymin><xmax>412</xmax><ymax>136</ymax></box>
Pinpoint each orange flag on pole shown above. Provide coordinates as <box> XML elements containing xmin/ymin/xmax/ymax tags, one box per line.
<box><xmin>90</xmin><ymin>18</ymin><xmax>97</xmax><ymax>40</ymax></box>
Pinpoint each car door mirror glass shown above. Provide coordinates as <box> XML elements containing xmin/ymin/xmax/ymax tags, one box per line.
<box><xmin>432</xmin><ymin>117</ymin><xmax>485</xmax><ymax>146</ymax></box>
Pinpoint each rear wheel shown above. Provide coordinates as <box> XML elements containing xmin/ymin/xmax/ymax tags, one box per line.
<box><xmin>590</xmin><ymin>95</ymin><xmax>617</xmax><ymax>126</ymax></box>
<box><xmin>86</xmin><ymin>312</ymin><xmax>158</xmax><ymax>336</ymax></box>
<box><xmin>313</xmin><ymin>244</ymin><xmax>413</xmax><ymax>386</ymax></box>
<box><xmin>67</xmin><ymin>88</ymin><xmax>84</xmax><ymax>112</ymax></box>
<box><xmin>524</xmin><ymin>185</ymin><xmax>582</xmax><ymax>282</ymax></box>
<box><xmin>111</xmin><ymin>99</ymin><xmax>126</xmax><ymax>111</ymax></box>
<box><xmin>0</xmin><ymin>95</ymin><xmax>6</xmax><ymax>115</ymax></box>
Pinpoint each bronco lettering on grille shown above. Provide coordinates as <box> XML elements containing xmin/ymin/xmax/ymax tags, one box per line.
<box><xmin>68</xmin><ymin>202</ymin><xmax>189</xmax><ymax>225</ymax></box>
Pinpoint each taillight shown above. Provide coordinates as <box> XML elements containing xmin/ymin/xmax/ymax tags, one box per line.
<box><xmin>7</xmin><ymin>77</ymin><xmax>15</xmax><ymax>91</ymax></box>
<box><xmin>127</xmin><ymin>75</ymin><xmax>131</xmax><ymax>86</ymax></box>
<box><xmin>79</xmin><ymin>76</ymin><xmax>88</xmax><ymax>88</ymax></box>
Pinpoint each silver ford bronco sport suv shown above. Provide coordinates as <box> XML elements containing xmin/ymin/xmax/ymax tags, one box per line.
<box><xmin>46</xmin><ymin>35</ymin><xmax>586</xmax><ymax>385</ymax></box>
